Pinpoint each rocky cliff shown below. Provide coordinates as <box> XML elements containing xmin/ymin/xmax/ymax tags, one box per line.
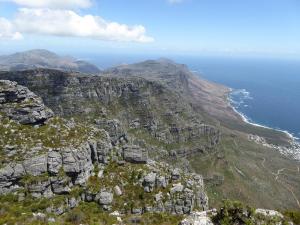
<box><xmin>0</xmin><ymin>69</ymin><xmax>221</xmax><ymax>163</ymax></box>
<box><xmin>0</xmin><ymin>80</ymin><xmax>210</xmax><ymax>224</ymax></box>
<box><xmin>0</xmin><ymin>57</ymin><xmax>299</xmax><ymax>224</ymax></box>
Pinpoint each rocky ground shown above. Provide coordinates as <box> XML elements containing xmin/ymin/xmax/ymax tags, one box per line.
<box><xmin>0</xmin><ymin>57</ymin><xmax>300</xmax><ymax>224</ymax></box>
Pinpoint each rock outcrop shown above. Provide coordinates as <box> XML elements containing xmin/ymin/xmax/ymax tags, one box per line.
<box><xmin>0</xmin><ymin>80</ymin><xmax>53</xmax><ymax>125</ymax></box>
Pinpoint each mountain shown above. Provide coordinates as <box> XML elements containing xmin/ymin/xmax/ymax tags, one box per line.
<box><xmin>0</xmin><ymin>49</ymin><xmax>101</xmax><ymax>74</ymax></box>
<box><xmin>104</xmin><ymin>58</ymin><xmax>292</xmax><ymax>146</ymax></box>
<box><xmin>0</xmin><ymin>54</ymin><xmax>299</xmax><ymax>224</ymax></box>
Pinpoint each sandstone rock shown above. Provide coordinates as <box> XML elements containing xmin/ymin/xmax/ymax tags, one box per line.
<box><xmin>114</xmin><ymin>185</ymin><xmax>122</xmax><ymax>196</ymax></box>
<box><xmin>123</xmin><ymin>145</ymin><xmax>148</xmax><ymax>164</ymax></box>
<box><xmin>171</xmin><ymin>168</ymin><xmax>181</xmax><ymax>181</ymax></box>
<box><xmin>97</xmin><ymin>170</ymin><xmax>104</xmax><ymax>178</ymax></box>
<box><xmin>155</xmin><ymin>191</ymin><xmax>163</xmax><ymax>202</ymax></box>
<box><xmin>0</xmin><ymin>80</ymin><xmax>53</xmax><ymax>125</ymax></box>
<box><xmin>23</xmin><ymin>155</ymin><xmax>47</xmax><ymax>176</ymax></box>
<box><xmin>132</xmin><ymin>208</ymin><xmax>143</xmax><ymax>214</ymax></box>
<box><xmin>95</xmin><ymin>119</ymin><xmax>126</xmax><ymax>145</ymax></box>
<box><xmin>99</xmin><ymin>191</ymin><xmax>113</xmax><ymax>206</ymax></box>
<box><xmin>47</xmin><ymin>151</ymin><xmax>62</xmax><ymax>175</ymax></box>
<box><xmin>156</xmin><ymin>175</ymin><xmax>167</xmax><ymax>188</ymax></box>
<box><xmin>170</xmin><ymin>183</ymin><xmax>184</xmax><ymax>194</ymax></box>
<box><xmin>180</xmin><ymin>211</ymin><xmax>213</xmax><ymax>225</ymax></box>
<box><xmin>143</xmin><ymin>172</ymin><xmax>156</xmax><ymax>192</ymax></box>
<box><xmin>50</xmin><ymin>177</ymin><xmax>71</xmax><ymax>194</ymax></box>
<box><xmin>255</xmin><ymin>209</ymin><xmax>284</xmax><ymax>218</ymax></box>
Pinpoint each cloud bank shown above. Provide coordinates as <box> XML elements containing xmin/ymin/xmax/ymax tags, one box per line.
<box><xmin>0</xmin><ymin>0</ymin><xmax>154</xmax><ymax>42</ymax></box>
<box><xmin>0</xmin><ymin>18</ymin><xmax>23</xmax><ymax>40</ymax></box>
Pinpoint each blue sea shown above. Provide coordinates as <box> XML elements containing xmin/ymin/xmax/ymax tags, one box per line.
<box><xmin>77</xmin><ymin>53</ymin><xmax>300</xmax><ymax>139</ymax></box>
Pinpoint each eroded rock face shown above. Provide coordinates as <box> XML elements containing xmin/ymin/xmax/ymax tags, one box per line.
<box><xmin>0</xmin><ymin>80</ymin><xmax>53</xmax><ymax>125</ymax></box>
<box><xmin>0</xmin><ymin>70</ymin><xmax>211</xmax><ymax>217</ymax></box>
<box><xmin>123</xmin><ymin>145</ymin><xmax>148</xmax><ymax>163</ymax></box>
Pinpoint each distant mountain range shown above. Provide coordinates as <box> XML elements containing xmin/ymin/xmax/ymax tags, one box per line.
<box><xmin>0</xmin><ymin>49</ymin><xmax>101</xmax><ymax>74</ymax></box>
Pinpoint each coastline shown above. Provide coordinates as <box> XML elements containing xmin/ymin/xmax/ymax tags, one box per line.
<box><xmin>227</xmin><ymin>87</ymin><xmax>296</xmax><ymax>141</ymax></box>
<box><xmin>227</xmin><ymin>88</ymin><xmax>300</xmax><ymax>160</ymax></box>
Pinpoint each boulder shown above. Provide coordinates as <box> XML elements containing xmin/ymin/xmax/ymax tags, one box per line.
<box><xmin>170</xmin><ymin>183</ymin><xmax>184</xmax><ymax>194</ymax></box>
<box><xmin>99</xmin><ymin>191</ymin><xmax>113</xmax><ymax>206</ymax></box>
<box><xmin>114</xmin><ymin>185</ymin><xmax>122</xmax><ymax>196</ymax></box>
<box><xmin>143</xmin><ymin>172</ymin><xmax>156</xmax><ymax>192</ymax></box>
<box><xmin>180</xmin><ymin>211</ymin><xmax>213</xmax><ymax>225</ymax></box>
<box><xmin>171</xmin><ymin>168</ymin><xmax>181</xmax><ymax>181</ymax></box>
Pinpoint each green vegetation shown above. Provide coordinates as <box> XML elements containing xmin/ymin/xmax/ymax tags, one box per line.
<box><xmin>191</xmin><ymin>132</ymin><xmax>300</xmax><ymax>210</ymax></box>
<box><xmin>0</xmin><ymin>116</ymin><xmax>103</xmax><ymax>165</ymax></box>
<box><xmin>212</xmin><ymin>200</ymin><xmax>291</xmax><ymax>225</ymax></box>
<box><xmin>284</xmin><ymin>210</ymin><xmax>300</xmax><ymax>224</ymax></box>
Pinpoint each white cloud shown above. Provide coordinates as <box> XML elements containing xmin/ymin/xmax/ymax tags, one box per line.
<box><xmin>0</xmin><ymin>17</ymin><xmax>23</xmax><ymax>40</ymax></box>
<box><xmin>13</xmin><ymin>8</ymin><xmax>154</xmax><ymax>43</ymax></box>
<box><xmin>10</xmin><ymin>0</ymin><xmax>92</xmax><ymax>9</ymax></box>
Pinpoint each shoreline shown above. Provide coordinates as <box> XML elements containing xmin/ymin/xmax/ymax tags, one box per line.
<box><xmin>227</xmin><ymin>88</ymin><xmax>297</xmax><ymax>142</ymax></box>
<box><xmin>227</xmin><ymin>88</ymin><xmax>300</xmax><ymax>161</ymax></box>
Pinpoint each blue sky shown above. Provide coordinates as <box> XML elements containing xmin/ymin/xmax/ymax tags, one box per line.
<box><xmin>0</xmin><ymin>0</ymin><xmax>300</xmax><ymax>58</ymax></box>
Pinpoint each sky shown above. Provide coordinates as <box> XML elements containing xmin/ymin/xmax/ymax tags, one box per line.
<box><xmin>0</xmin><ymin>0</ymin><xmax>300</xmax><ymax>58</ymax></box>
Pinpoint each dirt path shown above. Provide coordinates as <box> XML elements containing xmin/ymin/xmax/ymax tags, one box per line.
<box><xmin>277</xmin><ymin>178</ymin><xmax>300</xmax><ymax>208</ymax></box>
<box><xmin>260</xmin><ymin>158</ymin><xmax>300</xmax><ymax>209</ymax></box>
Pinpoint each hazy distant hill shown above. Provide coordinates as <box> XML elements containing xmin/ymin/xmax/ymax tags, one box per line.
<box><xmin>0</xmin><ymin>49</ymin><xmax>100</xmax><ymax>74</ymax></box>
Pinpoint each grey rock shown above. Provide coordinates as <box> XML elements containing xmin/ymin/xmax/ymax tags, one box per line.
<box><xmin>143</xmin><ymin>172</ymin><xmax>156</xmax><ymax>192</ymax></box>
<box><xmin>97</xmin><ymin>170</ymin><xmax>104</xmax><ymax>178</ymax></box>
<box><xmin>123</xmin><ymin>145</ymin><xmax>148</xmax><ymax>164</ymax></box>
<box><xmin>23</xmin><ymin>155</ymin><xmax>47</xmax><ymax>176</ymax></box>
<box><xmin>0</xmin><ymin>80</ymin><xmax>53</xmax><ymax>125</ymax></box>
<box><xmin>99</xmin><ymin>191</ymin><xmax>113</xmax><ymax>206</ymax></box>
<box><xmin>68</xmin><ymin>197</ymin><xmax>79</xmax><ymax>209</ymax></box>
<box><xmin>28</xmin><ymin>180</ymin><xmax>52</xmax><ymax>197</ymax></box>
<box><xmin>132</xmin><ymin>208</ymin><xmax>143</xmax><ymax>214</ymax></box>
<box><xmin>156</xmin><ymin>176</ymin><xmax>167</xmax><ymax>188</ymax></box>
<box><xmin>61</xmin><ymin>148</ymin><xmax>80</xmax><ymax>173</ymax></box>
<box><xmin>171</xmin><ymin>168</ymin><xmax>181</xmax><ymax>181</ymax></box>
<box><xmin>0</xmin><ymin>163</ymin><xmax>26</xmax><ymax>194</ymax></box>
<box><xmin>95</xmin><ymin>119</ymin><xmax>126</xmax><ymax>145</ymax></box>
<box><xmin>114</xmin><ymin>185</ymin><xmax>122</xmax><ymax>196</ymax></box>
<box><xmin>175</xmin><ymin>205</ymin><xmax>184</xmax><ymax>215</ymax></box>
<box><xmin>170</xmin><ymin>183</ymin><xmax>184</xmax><ymax>194</ymax></box>
<box><xmin>50</xmin><ymin>177</ymin><xmax>71</xmax><ymax>194</ymax></box>
<box><xmin>155</xmin><ymin>191</ymin><xmax>163</xmax><ymax>202</ymax></box>
<box><xmin>47</xmin><ymin>151</ymin><xmax>62</xmax><ymax>174</ymax></box>
<box><xmin>54</xmin><ymin>206</ymin><xmax>65</xmax><ymax>215</ymax></box>
<box><xmin>144</xmin><ymin>206</ymin><xmax>153</xmax><ymax>213</ymax></box>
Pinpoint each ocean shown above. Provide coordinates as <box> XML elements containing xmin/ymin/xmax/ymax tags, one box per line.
<box><xmin>178</xmin><ymin>56</ymin><xmax>300</xmax><ymax>140</ymax></box>
<box><xmin>79</xmin><ymin>53</ymin><xmax>300</xmax><ymax>140</ymax></box>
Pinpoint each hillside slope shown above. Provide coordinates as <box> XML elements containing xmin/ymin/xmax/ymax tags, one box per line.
<box><xmin>0</xmin><ymin>61</ymin><xmax>299</xmax><ymax>211</ymax></box>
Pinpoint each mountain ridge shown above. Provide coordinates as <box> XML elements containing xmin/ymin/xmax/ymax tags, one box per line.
<box><xmin>0</xmin><ymin>49</ymin><xmax>101</xmax><ymax>74</ymax></box>
<box><xmin>0</xmin><ymin>50</ymin><xmax>299</xmax><ymax>224</ymax></box>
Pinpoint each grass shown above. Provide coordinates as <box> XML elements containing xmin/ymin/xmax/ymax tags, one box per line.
<box><xmin>190</xmin><ymin>132</ymin><xmax>300</xmax><ymax>210</ymax></box>
<box><xmin>0</xmin><ymin>116</ymin><xmax>105</xmax><ymax>165</ymax></box>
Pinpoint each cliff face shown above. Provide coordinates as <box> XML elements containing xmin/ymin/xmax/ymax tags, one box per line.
<box><xmin>0</xmin><ymin>80</ymin><xmax>53</xmax><ymax>125</ymax></box>
<box><xmin>0</xmin><ymin>80</ymin><xmax>209</xmax><ymax>222</ymax></box>
<box><xmin>0</xmin><ymin>69</ymin><xmax>220</xmax><ymax>159</ymax></box>
<box><xmin>1</xmin><ymin>58</ymin><xmax>300</xmax><ymax>220</ymax></box>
